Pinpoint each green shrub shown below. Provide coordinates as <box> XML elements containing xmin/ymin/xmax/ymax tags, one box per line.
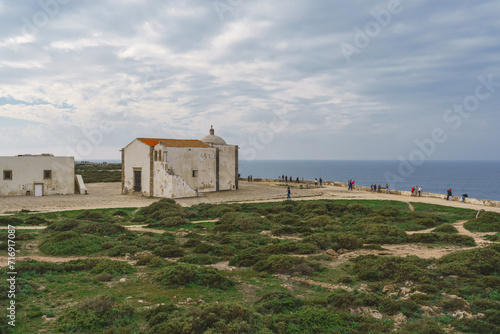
<box><xmin>374</xmin><ymin>206</ymin><xmax>400</xmax><ymax>217</ymax></box>
<box><xmin>253</xmin><ymin>255</ymin><xmax>323</xmax><ymax>275</ymax></box>
<box><xmin>464</xmin><ymin>212</ymin><xmax>500</xmax><ymax>232</ymax></box>
<box><xmin>407</xmin><ymin>233</ymin><xmax>476</xmax><ymax>246</ymax></box>
<box><xmin>40</xmin><ymin>232</ymin><xmax>103</xmax><ymax>255</ymax></box>
<box><xmin>229</xmin><ymin>251</ymin><xmax>266</xmax><ymax>267</ymax></box>
<box><xmin>193</xmin><ymin>243</ymin><xmax>234</xmax><ymax>257</ymax></box>
<box><xmin>304</xmin><ymin>232</ymin><xmax>363</xmax><ymax>250</ymax></box>
<box><xmin>23</xmin><ymin>215</ymin><xmax>49</xmax><ymax>225</ymax></box>
<box><xmin>45</xmin><ymin>219</ymin><xmax>79</xmax><ymax>232</ymax></box>
<box><xmin>304</xmin><ymin>215</ymin><xmax>333</xmax><ymax>227</ymax></box>
<box><xmin>350</xmin><ymin>255</ymin><xmax>435</xmax><ymax>283</ymax></box>
<box><xmin>399</xmin><ymin>318</ymin><xmax>445</xmax><ymax>334</ymax></box>
<box><xmin>78</xmin><ymin>221</ymin><xmax>126</xmax><ymax>236</ymax></box>
<box><xmin>107</xmin><ymin>245</ymin><xmax>140</xmax><ymax>257</ymax></box>
<box><xmin>255</xmin><ymin>291</ymin><xmax>303</xmax><ymax>314</ymax></box>
<box><xmin>148</xmin><ymin>216</ymin><xmax>190</xmax><ymax>228</ymax></box>
<box><xmin>438</xmin><ymin>245</ymin><xmax>500</xmax><ymax>277</ymax></box>
<box><xmin>136</xmin><ymin>254</ymin><xmax>165</xmax><ymax>267</ymax></box>
<box><xmin>58</xmin><ymin>296</ymin><xmax>134</xmax><ymax>332</ymax></box>
<box><xmin>0</xmin><ymin>217</ymin><xmax>22</xmax><ymax>226</ymax></box>
<box><xmin>453</xmin><ymin>318</ymin><xmax>499</xmax><ymax>333</ymax></box>
<box><xmin>260</xmin><ymin>242</ymin><xmax>318</xmax><ymax>255</ymax></box>
<box><xmin>266</xmin><ymin>212</ymin><xmax>301</xmax><ymax>225</ymax></box>
<box><xmin>413</xmin><ymin>217</ymin><xmax>446</xmax><ymax>228</ymax></box>
<box><xmin>149</xmin><ymin>303</ymin><xmax>256</xmax><ymax>334</ymax></box>
<box><xmin>432</xmin><ymin>223</ymin><xmax>459</xmax><ymax>233</ymax></box>
<box><xmin>437</xmin><ymin>295</ymin><xmax>469</xmax><ymax>312</ymax></box>
<box><xmin>89</xmin><ymin>259</ymin><xmax>135</xmax><ymax>275</ymax></box>
<box><xmin>76</xmin><ymin>210</ymin><xmax>106</xmax><ymax>221</ymax></box>
<box><xmin>154</xmin><ymin>264</ymin><xmax>234</xmax><ymax>289</ymax></box>
<box><xmin>112</xmin><ymin>210</ymin><xmax>129</xmax><ymax>217</ymax></box>
<box><xmin>137</xmin><ymin>199</ymin><xmax>191</xmax><ymax>221</ymax></box>
<box><xmin>271</xmin><ymin>225</ymin><xmax>312</xmax><ymax>235</ymax></box>
<box><xmin>153</xmin><ymin>245</ymin><xmax>185</xmax><ymax>258</ymax></box>
<box><xmin>179</xmin><ymin>254</ymin><xmax>221</xmax><ymax>265</ymax></box>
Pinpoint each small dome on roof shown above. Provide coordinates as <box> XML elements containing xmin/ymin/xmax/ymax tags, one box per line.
<box><xmin>201</xmin><ymin>126</ymin><xmax>227</xmax><ymax>145</ymax></box>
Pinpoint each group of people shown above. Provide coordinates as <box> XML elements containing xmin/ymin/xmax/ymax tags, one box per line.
<box><xmin>247</xmin><ymin>175</ymin><xmax>253</xmax><ymax>182</ymax></box>
<box><xmin>278</xmin><ymin>175</ymin><xmax>302</xmax><ymax>184</ymax></box>
<box><xmin>314</xmin><ymin>178</ymin><xmax>323</xmax><ymax>187</ymax></box>
<box><xmin>371</xmin><ymin>183</ymin><xmax>381</xmax><ymax>193</ymax></box>
<box><xmin>411</xmin><ymin>186</ymin><xmax>423</xmax><ymax>197</ymax></box>
<box><xmin>347</xmin><ymin>179</ymin><xmax>355</xmax><ymax>191</ymax></box>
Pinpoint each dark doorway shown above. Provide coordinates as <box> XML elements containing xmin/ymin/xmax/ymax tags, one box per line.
<box><xmin>134</xmin><ymin>170</ymin><xmax>142</xmax><ymax>192</ymax></box>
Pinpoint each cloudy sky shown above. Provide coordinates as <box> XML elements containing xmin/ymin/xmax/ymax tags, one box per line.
<box><xmin>0</xmin><ymin>0</ymin><xmax>499</xmax><ymax>161</ymax></box>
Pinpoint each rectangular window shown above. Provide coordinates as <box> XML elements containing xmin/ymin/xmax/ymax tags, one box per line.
<box><xmin>192</xmin><ymin>170</ymin><xmax>198</xmax><ymax>177</ymax></box>
<box><xmin>3</xmin><ymin>170</ymin><xmax>12</xmax><ymax>180</ymax></box>
<box><xmin>154</xmin><ymin>151</ymin><xmax>158</xmax><ymax>161</ymax></box>
<box><xmin>163</xmin><ymin>151</ymin><xmax>167</xmax><ymax>162</ymax></box>
<box><xmin>44</xmin><ymin>170</ymin><xmax>52</xmax><ymax>179</ymax></box>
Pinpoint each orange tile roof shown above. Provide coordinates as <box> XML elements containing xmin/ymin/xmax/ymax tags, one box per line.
<box><xmin>138</xmin><ymin>138</ymin><xmax>211</xmax><ymax>148</ymax></box>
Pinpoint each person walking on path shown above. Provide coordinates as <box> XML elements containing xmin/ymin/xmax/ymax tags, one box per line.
<box><xmin>385</xmin><ymin>183</ymin><xmax>389</xmax><ymax>194</ymax></box>
<box><xmin>411</xmin><ymin>187</ymin><xmax>415</xmax><ymax>196</ymax></box>
<box><xmin>319</xmin><ymin>178</ymin><xmax>323</xmax><ymax>187</ymax></box>
<box><xmin>287</xmin><ymin>186</ymin><xmax>291</xmax><ymax>199</ymax></box>
<box><xmin>447</xmin><ymin>189</ymin><xmax>452</xmax><ymax>200</ymax></box>
<box><xmin>314</xmin><ymin>178</ymin><xmax>318</xmax><ymax>187</ymax></box>
<box><xmin>296</xmin><ymin>177</ymin><xmax>299</xmax><ymax>184</ymax></box>
<box><xmin>418</xmin><ymin>186</ymin><xmax>422</xmax><ymax>197</ymax></box>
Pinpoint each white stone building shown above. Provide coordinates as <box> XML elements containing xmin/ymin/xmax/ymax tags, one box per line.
<box><xmin>0</xmin><ymin>154</ymin><xmax>75</xmax><ymax>196</ymax></box>
<box><xmin>121</xmin><ymin>127</ymin><xmax>238</xmax><ymax>198</ymax></box>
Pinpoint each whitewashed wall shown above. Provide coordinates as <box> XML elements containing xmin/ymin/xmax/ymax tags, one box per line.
<box><xmin>0</xmin><ymin>156</ymin><xmax>74</xmax><ymax>196</ymax></box>
<box><xmin>122</xmin><ymin>140</ymin><xmax>151</xmax><ymax>196</ymax></box>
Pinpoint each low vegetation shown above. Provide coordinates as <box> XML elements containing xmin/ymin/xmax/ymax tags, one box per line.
<box><xmin>2</xmin><ymin>198</ymin><xmax>498</xmax><ymax>333</ymax></box>
<box><xmin>75</xmin><ymin>163</ymin><xmax>121</xmax><ymax>183</ymax></box>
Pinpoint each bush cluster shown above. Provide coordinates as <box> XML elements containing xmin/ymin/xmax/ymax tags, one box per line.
<box><xmin>154</xmin><ymin>264</ymin><xmax>235</xmax><ymax>289</ymax></box>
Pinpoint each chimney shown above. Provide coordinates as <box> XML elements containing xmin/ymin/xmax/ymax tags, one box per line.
<box><xmin>210</xmin><ymin>125</ymin><xmax>214</xmax><ymax>135</ymax></box>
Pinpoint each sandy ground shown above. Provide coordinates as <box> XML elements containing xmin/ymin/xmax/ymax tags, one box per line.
<box><xmin>1</xmin><ymin>181</ymin><xmax>499</xmax><ymax>215</ymax></box>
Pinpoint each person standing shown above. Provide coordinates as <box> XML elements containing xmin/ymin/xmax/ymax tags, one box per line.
<box><xmin>319</xmin><ymin>177</ymin><xmax>323</xmax><ymax>187</ymax></box>
<box><xmin>411</xmin><ymin>187</ymin><xmax>415</xmax><ymax>196</ymax></box>
<box><xmin>314</xmin><ymin>178</ymin><xmax>318</xmax><ymax>187</ymax></box>
<box><xmin>278</xmin><ymin>176</ymin><xmax>281</xmax><ymax>183</ymax></box>
<box><xmin>287</xmin><ymin>186</ymin><xmax>291</xmax><ymax>199</ymax></box>
<box><xmin>385</xmin><ymin>183</ymin><xmax>389</xmax><ymax>194</ymax></box>
<box><xmin>418</xmin><ymin>186</ymin><xmax>422</xmax><ymax>197</ymax></box>
<box><xmin>447</xmin><ymin>189</ymin><xmax>452</xmax><ymax>200</ymax></box>
<box><xmin>378</xmin><ymin>184</ymin><xmax>381</xmax><ymax>193</ymax></box>
<box><xmin>371</xmin><ymin>184</ymin><xmax>374</xmax><ymax>192</ymax></box>
<box><xmin>296</xmin><ymin>177</ymin><xmax>299</xmax><ymax>184</ymax></box>
<box><xmin>352</xmin><ymin>180</ymin><xmax>355</xmax><ymax>190</ymax></box>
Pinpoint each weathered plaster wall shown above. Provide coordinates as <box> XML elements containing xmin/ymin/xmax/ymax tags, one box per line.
<box><xmin>0</xmin><ymin>156</ymin><xmax>74</xmax><ymax>196</ymax></box>
<box><xmin>215</xmin><ymin>145</ymin><xmax>237</xmax><ymax>191</ymax></box>
<box><xmin>122</xmin><ymin>139</ymin><xmax>151</xmax><ymax>196</ymax></box>
<box><xmin>153</xmin><ymin>145</ymin><xmax>217</xmax><ymax>196</ymax></box>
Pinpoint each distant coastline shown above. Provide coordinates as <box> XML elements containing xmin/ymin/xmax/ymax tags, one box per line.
<box><xmin>239</xmin><ymin>160</ymin><xmax>500</xmax><ymax>202</ymax></box>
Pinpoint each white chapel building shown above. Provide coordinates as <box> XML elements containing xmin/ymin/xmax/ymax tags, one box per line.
<box><xmin>121</xmin><ymin>127</ymin><xmax>238</xmax><ymax>198</ymax></box>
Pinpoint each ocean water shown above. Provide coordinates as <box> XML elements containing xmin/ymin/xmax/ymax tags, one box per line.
<box><xmin>239</xmin><ymin>160</ymin><xmax>500</xmax><ymax>202</ymax></box>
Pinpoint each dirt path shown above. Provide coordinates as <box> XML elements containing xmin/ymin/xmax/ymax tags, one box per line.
<box><xmin>2</xmin><ymin>182</ymin><xmax>500</xmax><ymax>216</ymax></box>
<box><xmin>0</xmin><ymin>254</ymin><xmax>136</xmax><ymax>266</ymax></box>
